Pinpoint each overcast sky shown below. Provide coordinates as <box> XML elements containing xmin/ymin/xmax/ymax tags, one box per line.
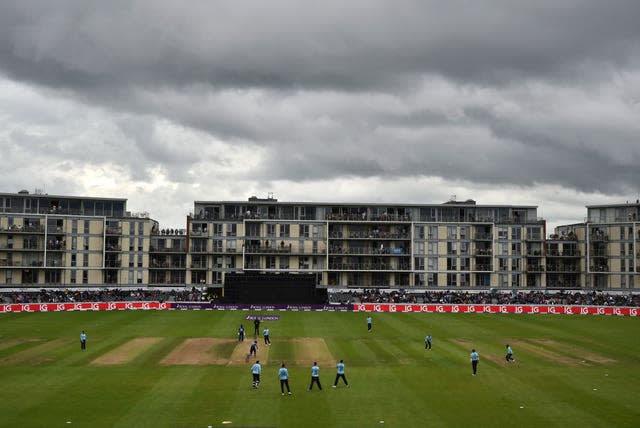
<box><xmin>1</xmin><ymin>1</ymin><xmax>639</xmax><ymax>233</ymax></box>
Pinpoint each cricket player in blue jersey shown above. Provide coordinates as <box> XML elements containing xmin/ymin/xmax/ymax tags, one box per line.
<box><xmin>506</xmin><ymin>344</ymin><xmax>514</xmax><ymax>362</ymax></box>
<box><xmin>470</xmin><ymin>349</ymin><xmax>479</xmax><ymax>375</ymax></box>
<box><xmin>308</xmin><ymin>362</ymin><xmax>322</xmax><ymax>390</ymax></box>
<box><xmin>425</xmin><ymin>334</ymin><xmax>432</xmax><ymax>350</ymax></box>
<box><xmin>332</xmin><ymin>359</ymin><xmax>349</xmax><ymax>387</ymax></box>
<box><xmin>80</xmin><ymin>331</ymin><xmax>87</xmax><ymax>351</ymax></box>
<box><xmin>278</xmin><ymin>363</ymin><xmax>292</xmax><ymax>395</ymax></box>
<box><xmin>251</xmin><ymin>360</ymin><xmax>262</xmax><ymax>388</ymax></box>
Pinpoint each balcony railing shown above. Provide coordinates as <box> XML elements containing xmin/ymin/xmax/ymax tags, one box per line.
<box><xmin>244</xmin><ymin>245</ymin><xmax>292</xmax><ymax>254</ymax></box>
<box><xmin>0</xmin><ymin>225</ymin><xmax>45</xmax><ymax>233</ymax></box>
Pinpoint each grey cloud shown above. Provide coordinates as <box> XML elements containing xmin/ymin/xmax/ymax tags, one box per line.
<box><xmin>1</xmin><ymin>1</ymin><xmax>639</xmax><ymax>92</ymax></box>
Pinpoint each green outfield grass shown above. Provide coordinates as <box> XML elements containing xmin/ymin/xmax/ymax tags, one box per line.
<box><xmin>0</xmin><ymin>310</ymin><xmax>639</xmax><ymax>427</ymax></box>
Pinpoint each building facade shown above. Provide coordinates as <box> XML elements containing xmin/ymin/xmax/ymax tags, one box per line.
<box><xmin>1</xmin><ymin>191</ymin><xmax>638</xmax><ymax>290</ymax></box>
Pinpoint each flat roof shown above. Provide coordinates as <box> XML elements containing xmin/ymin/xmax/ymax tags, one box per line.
<box><xmin>0</xmin><ymin>192</ymin><xmax>126</xmax><ymax>202</ymax></box>
<box><xmin>194</xmin><ymin>200</ymin><xmax>537</xmax><ymax>209</ymax></box>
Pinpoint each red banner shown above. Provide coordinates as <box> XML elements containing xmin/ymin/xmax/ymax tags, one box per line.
<box><xmin>0</xmin><ymin>301</ymin><xmax>169</xmax><ymax>313</ymax></box>
<box><xmin>352</xmin><ymin>303</ymin><xmax>638</xmax><ymax>316</ymax></box>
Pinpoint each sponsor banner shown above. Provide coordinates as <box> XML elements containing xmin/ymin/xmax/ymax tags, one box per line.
<box><xmin>245</xmin><ymin>315</ymin><xmax>280</xmax><ymax>321</ymax></box>
<box><xmin>0</xmin><ymin>301</ymin><xmax>168</xmax><ymax>313</ymax></box>
<box><xmin>352</xmin><ymin>303</ymin><xmax>638</xmax><ymax>316</ymax></box>
<box><xmin>169</xmin><ymin>303</ymin><xmax>353</xmax><ymax>312</ymax></box>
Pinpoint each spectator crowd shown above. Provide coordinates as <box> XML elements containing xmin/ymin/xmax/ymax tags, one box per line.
<box><xmin>328</xmin><ymin>289</ymin><xmax>640</xmax><ymax>307</ymax></box>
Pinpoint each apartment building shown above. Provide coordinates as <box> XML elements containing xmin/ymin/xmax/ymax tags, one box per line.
<box><xmin>189</xmin><ymin>197</ymin><xmax>546</xmax><ymax>289</ymax></box>
<box><xmin>552</xmin><ymin>202</ymin><xmax>640</xmax><ymax>290</ymax></box>
<box><xmin>1</xmin><ymin>191</ymin><xmax>638</xmax><ymax>290</ymax></box>
<box><xmin>0</xmin><ymin>191</ymin><xmax>157</xmax><ymax>287</ymax></box>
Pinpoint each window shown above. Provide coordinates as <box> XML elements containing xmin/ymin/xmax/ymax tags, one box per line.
<box><xmin>280</xmin><ymin>224</ymin><xmax>290</xmax><ymax>238</ymax></box>
<box><xmin>299</xmin><ymin>224</ymin><xmax>309</xmax><ymax>238</ymax></box>
<box><xmin>415</xmin><ymin>242</ymin><xmax>424</xmax><ymax>255</ymax></box>
<box><xmin>72</xmin><ymin>220</ymin><xmax>78</xmax><ymax>234</ymax></box>
<box><xmin>84</xmin><ymin>220</ymin><xmax>90</xmax><ymax>234</ymax></box>
<box><xmin>227</xmin><ymin>240</ymin><xmax>237</xmax><ymax>252</ymax></box>
<box><xmin>71</xmin><ymin>254</ymin><xmax>77</xmax><ymax>267</ymax></box>
<box><xmin>511</xmin><ymin>274</ymin><xmax>520</xmax><ymax>287</ymax></box>
<box><xmin>266</xmin><ymin>256</ymin><xmax>276</xmax><ymax>269</ymax></box>
<box><xmin>427</xmin><ymin>273</ymin><xmax>435</xmax><ymax>286</ymax></box>
<box><xmin>226</xmin><ymin>256</ymin><xmax>235</xmax><ymax>269</ymax></box>
<box><xmin>427</xmin><ymin>257</ymin><xmax>437</xmax><ymax>271</ymax></box>
<box><xmin>138</xmin><ymin>222</ymin><xmax>144</xmax><ymax>235</ymax></box>
<box><xmin>267</xmin><ymin>224</ymin><xmax>276</xmax><ymax>237</ymax></box>
<box><xmin>460</xmin><ymin>242</ymin><xmax>469</xmax><ymax>254</ymax></box>
<box><xmin>313</xmin><ymin>225</ymin><xmax>322</xmax><ymax>238</ymax></box>
<box><xmin>447</xmin><ymin>273</ymin><xmax>457</xmax><ymax>286</ymax></box>
<box><xmin>213</xmin><ymin>240</ymin><xmax>223</xmax><ymax>252</ymax></box>
<box><xmin>498</xmin><ymin>258</ymin><xmax>508</xmax><ymax>271</ymax></box>
<box><xmin>460</xmin><ymin>257</ymin><xmax>469</xmax><ymax>270</ymax></box>
<box><xmin>447</xmin><ymin>242</ymin><xmax>457</xmax><ymax>255</ymax></box>
<box><xmin>428</xmin><ymin>242</ymin><xmax>437</xmax><ymax>255</ymax></box>
<box><xmin>279</xmin><ymin>257</ymin><xmax>289</xmax><ymax>270</ymax></box>
<box><xmin>82</xmin><ymin>270</ymin><xmax>88</xmax><ymax>284</ymax></box>
<box><xmin>428</xmin><ymin>226</ymin><xmax>438</xmax><ymax>240</ymax></box>
<box><xmin>527</xmin><ymin>227</ymin><xmax>541</xmax><ymax>240</ymax></box>
<box><xmin>415</xmin><ymin>257</ymin><xmax>425</xmax><ymax>270</ymax></box>
<box><xmin>299</xmin><ymin>256</ymin><xmax>309</xmax><ymax>269</ymax></box>
<box><xmin>83</xmin><ymin>254</ymin><xmax>88</xmax><ymax>267</ymax></box>
<box><xmin>227</xmin><ymin>223</ymin><xmax>237</xmax><ymax>236</ymax></box>
<box><xmin>511</xmin><ymin>243</ymin><xmax>521</xmax><ymax>256</ymax></box>
<box><xmin>499</xmin><ymin>274</ymin><xmax>508</xmax><ymax>287</ymax></box>
<box><xmin>447</xmin><ymin>226</ymin><xmax>457</xmax><ymax>239</ymax></box>
<box><xmin>70</xmin><ymin>270</ymin><xmax>76</xmax><ymax>284</ymax></box>
<box><xmin>214</xmin><ymin>224</ymin><xmax>223</xmax><ymax>236</ymax></box>
<box><xmin>459</xmin><ymin>227</ymin><xmax>467</xmax><ymax>239</ymax></box>
<box><xmin>84</xmin><ymin>237</ymin><xmax>89</xmax><ymax>251</ymax></box>
<box><xmin>447</xmin><ymin>257</ymin><xmax>457</xmax><ymax>270</ymax></box>
<box><xmin>511</xmin><ymin>227</ymin><xmax>521</xmax><ymax>240</ymax></box>
<box><xmin>138</xmin><ymin>254</ymin><xmax>143</xmax><ymax>268</ymax></box>
<box><xmin>137</xmin><ymin>270</ymin><xmax>143</xmax><ymax>284</ymax></box>
<box><xmin>415</xmin><ymin>226</ymin><xmax>425</xmax><ymax>239</ymax></box>
<box><xmin>498</xmin><ymin>243</ymin><xmax>508</xmax><ymax>256</ymax></box>
<box><xmin>498</xmin><ymin>227</ymin><xmax>508</xmax><ymax>239</ymax></box>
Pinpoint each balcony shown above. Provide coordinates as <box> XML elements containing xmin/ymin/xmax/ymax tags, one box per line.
<box><xmin>106</xmin><ymin>227</ymin><xmax>122</xmax><ymax>235</ymax></box>
<box><xmin>328</xmin><ymin>262</ymin><xmax>411</xmax><ymax>271</ymax></box>
<box><xmin>328</xmin><ymin>247</ymin><xmax>406</xmax><ymax>255</ymax></box>
<box><xmin>150</xmin><ymin>246</ymin><xmax>187</xmax><ymax>253</ymax></box>
<box><xmin>0</xmin><ymin>225</ymin><xmax>45</xmax><ymax>234</ymax></box>
<box><xmin>244</xmin><ymin>245</ymin><xmax>292</xmax><ymax>254</ymax></box>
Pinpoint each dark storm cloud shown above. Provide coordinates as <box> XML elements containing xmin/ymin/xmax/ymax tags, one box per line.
<box><xmin>0</xmin><ymin>0</ymin><xmax>639</xmax><ymax>210</ymax></box>
<box><xmin>1</xmin><ymin>1</ymin><xmax>638</xmax><ymax>91</ymax></box>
